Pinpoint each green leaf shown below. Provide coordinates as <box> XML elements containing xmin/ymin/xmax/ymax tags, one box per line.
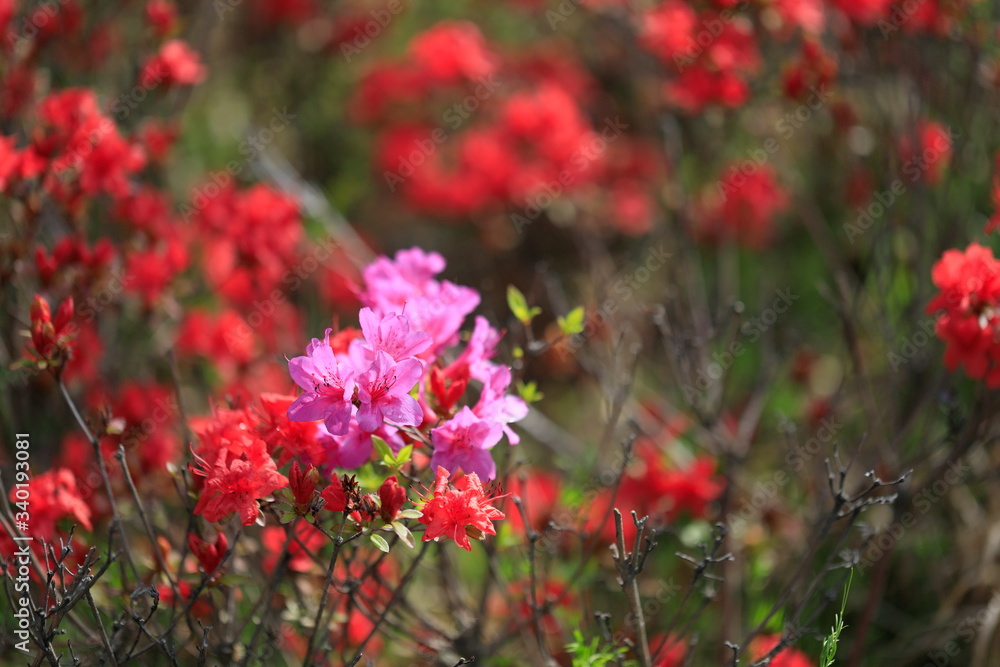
<box><xmin>390</xmin><ymin>521</ymin><xmax>416</xmax><ymax>549</ymax></box>
<box><xmin>557</xmin><ymin>306</ymin><xmax>585</xmax><ymax>335</ymax></box>
<box><xmin>507</xmin><ymin>285</ymin><xmax>541</xmax><ymax>325</ymax></box>
<box><xmin>369</xmin><ymin>533</ymin><xmax>390</xmax><ymax>553</ymax></box>
<box><xmin>398</xmin><ymin>509</ymin><xmax>423</xmax><ymax>520</ymax></box>
<box><xmin>507</xmin><ymin>285</ymin><xmax>529</xmax><ymax>321</ymax></box>
<box><xmin>516</xmin><ymin>380</ymin><xmax>544</xmax><ymax>403</ymax></box>
<box><xmin>372</xmin><ymin>436</ymin><xmax>393</xmax><ymax>460</ymax></box>
<box><xmin>396</xmin><ymin>445</ymin><xmax>413</xmax><ymax>465</ymax></box>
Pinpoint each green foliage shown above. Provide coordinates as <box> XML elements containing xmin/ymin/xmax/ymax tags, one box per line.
<box><xmin>558</xmin><ymin>306</ymin><xmax>586</xmax><ymax>335</ymax></box>
<box><xmin>564</xmin><ymin>631</ymin><xmax>636</xmax><ymax>667</ymax></box>
<box><xmin>507</xmin><ymin>285</ymin><xmax>542</xmax><ymax>325</ymax></box>
<box><xmin>373</xmin><ymin>435</ymin><xmax>412</xmax><ymax>472</ymax></box>
<box><xmin>516</xmin><ymin>379</ymin><xmax>544</xmax><ymax>403</ymax></box>
<box><xmin>820</xmin><ymin>570</ymin><xmax>853</xmax><ymax>667</ymax></box>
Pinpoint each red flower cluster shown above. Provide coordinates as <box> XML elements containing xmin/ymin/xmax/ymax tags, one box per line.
<box><xmin>141</xmin><ymin>39</ymin><xmax>206</xmax><ymax>88</ymax></box>
<box><xmin>697</xmin><ymin>164</ymin><xmax>790</xmax><ymax>249</ymax></box>
<box><xmin>927</xmin><ymin>243</ymin><xmax>1000</xmax><ymax>387</ymax></box>
<box><xmin>192</xmin><ymin>184</ymin><xmax>303</xmax><ymax>308</ymax></box>
<box><xmin>640</xmin><ymin>1</ymin><xmax>761</xmax><ymax>112</ymax></box>
<box><xmin>353</xmin><ymin>21</ymin><xmax>660</xmax><ymax>234</ymax></box>
<box><xmin>420</xmin><ymin>467</ymin><xmax>506</xmax><ymax>552</ymax></box>
<box><xmin>782</xmin><ymin>40</ymin><xmax>837</xmax><ymax>102</ymax></box>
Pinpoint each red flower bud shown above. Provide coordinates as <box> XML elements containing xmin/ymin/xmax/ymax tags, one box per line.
<box><xmin>289</xmin><ymin>460</ymin><xmax>319</xmax><ymax>507</ymax></box>
<box><xmin>188</xmin><ymin>531</ymin><xmax>228</xmax><ymax>576</ymax></box>
<box><xmin>378</xmin><ymin>475</ymin><xmax>406</xmax><ymax>523</ymax></box>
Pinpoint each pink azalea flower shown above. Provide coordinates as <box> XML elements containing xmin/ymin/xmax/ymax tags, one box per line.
<box><xmin>286</xmin><ymin>329</ymin><xmax>356</xmax><ymax>435</ymax></box>
<box><xmin>403</xmin><ymin>282</ymin><xmax>480</xmax><ymax>354</ymax></box>
<box><xmin>453</xmin><ymin>315</ymin><xmax>503</xmax><ymax>382</ymax></box>
<box><xmin>360</xmin><ymin>247</ymin><xmax>480</xmax><ymax>355</ymax></box>
<box><xmin>356</xmin><ymin>350</ymin><xmax>424</xmax><ymax>432</ymax></box>
<box><xmin>473</xmin><ymin>366</ymin><xmax>528</xmax><ymax>446</ymax></box>
<box><xmin>430</xmin><ymin>406</ymin><xmax>503</xmax><ymax>480</ymax></box>
<box><xmin>361</xmin><ymin>247</ymin><xmax>446</xmax><ymax>305</ymax></box>
<box><xmin>348</xmin><ymin>307</ymin><xmax>432</xmax><ymax>371</ymax></box>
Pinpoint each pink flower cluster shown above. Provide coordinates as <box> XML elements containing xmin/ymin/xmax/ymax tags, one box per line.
<box><xmin>287</xmin><ymin>248</ymin><xmax>527</xmax><ymax>481</ymax></box>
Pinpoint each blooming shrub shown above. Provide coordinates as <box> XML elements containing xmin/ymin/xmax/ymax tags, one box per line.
<box><xmin>2</xmin><ymin>0</ymin><xmax>999</xmax><ymax>665</ymax></box>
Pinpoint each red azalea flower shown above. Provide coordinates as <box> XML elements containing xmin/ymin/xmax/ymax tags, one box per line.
<box><xmin>321</xmin><ymin>475</ymin><xmax>349</xmax><ymax>512</ymax></box>
<box><xmin>926</xmin><ymin>243</ymin><xmax>1000</xmax><ymax>386</ymax></box>
<box><xmin>142</xmin><ymin>39</ymin><xmax>206</xmax><ymax>88</ymax></box>
<box><xmin>192</xmin><ymin>438</ymin><xmax>288</xmax><ymax>525</ymax></box>
<box><xmin>188</xmin><ymin>531</ymin><xmax>228</xmax><ymax>576</ymax></box>
<box><xmin>651</xmin><ymin>634</ymin><xmax>688</xmax><ymax>666</ymax></box>
<box><xmin>16</xmin><ymin>468</ymin><xmax>93</xmax><ymax>540</ymax></box>
<box><xmin>0</xmin><ymin>135</ymin><xmax>19</xmax><ymax>190</ymax></box>
<box><xmin>145</xmin><ymin>0</ymin><xmax>177</xmax><ymax>37</ymax></box>
<box><xmin>419</xmin><ymin>467</ymin><xmax>506</xmax><ymax>552</ymax></box>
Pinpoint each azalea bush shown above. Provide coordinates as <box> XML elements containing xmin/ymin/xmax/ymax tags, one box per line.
<box><xmin>3</xmin><ymin>0</ymin><xmax>1000</xmax><ymax>666</ymax></box>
